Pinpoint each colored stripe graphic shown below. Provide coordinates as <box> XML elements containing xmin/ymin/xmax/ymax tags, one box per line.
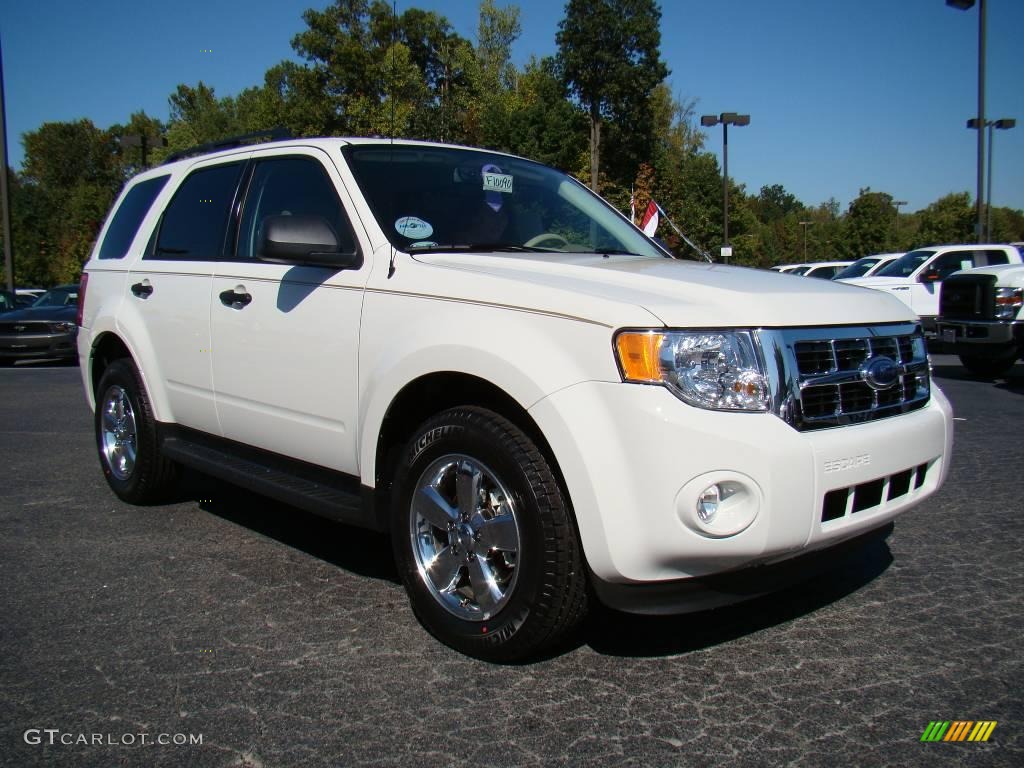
<box><xmin>944</xmin><ymin>721</ymin><xmax>973</xmax><ymax>741</ymax></box>
<box><xmin>920</xmin><ymin>720</ymin><xmax>996</xmax><ymax>742</ymax></box>
<box><xmin>968</xmin><ymin>722</ymin><xmax>997</xmax><ymax>742</ymax></box>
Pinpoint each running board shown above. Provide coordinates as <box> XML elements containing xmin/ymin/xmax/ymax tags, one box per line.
<box><xmin>158</xmin><ymin>425</ymin><xmax>382</xmax><ymax>531</ymax></box>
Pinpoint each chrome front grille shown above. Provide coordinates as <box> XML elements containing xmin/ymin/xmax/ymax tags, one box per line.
<box><xmin>758</xmin><ymin>323</ymin><xmax>931</xmax><ymax>431</ymax></box>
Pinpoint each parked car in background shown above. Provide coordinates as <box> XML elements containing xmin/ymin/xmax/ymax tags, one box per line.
<box><xmin>0</xmin><ymin>284</ymin><xmax>80</xmax><ymax>365</ymax></box>
<box><xmin>838</xmin><ymin>245</ymin><xmax>1022</xmax><ymax>335</ymax></box>
<box><xmin>797</xmin><ymin>261</ymin><xmax>854</xmax><ymax>279</ymax></box>
<box><xmin>832</xmin><ymin>253</ymin><xmax>903</xmax><ymax>280</ymax></box>
<box><xmin>936</xmin><ymin>263</ymin><xmax>1024</xmax><ymax>377</ymax></box>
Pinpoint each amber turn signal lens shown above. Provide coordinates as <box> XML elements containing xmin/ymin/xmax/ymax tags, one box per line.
<box><xmin>616</xmin><ymin>332</ymin><xmax>665</xmax><ymax>382</ymax></box>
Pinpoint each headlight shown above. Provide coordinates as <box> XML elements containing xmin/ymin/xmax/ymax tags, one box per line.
<box><xmin>50</xmin><ymin>321</ymin><xmax>77</xmax><ymax>333</ymax></box>
<box><xmin>994</xmin><ymin>287</ymin><xmax>1023</xmax><ymax>320</ymax></box>
<box><xmin>615</xmin><ymin>330</ymin><xmax>770</xmax><ymax>411</ymax></box>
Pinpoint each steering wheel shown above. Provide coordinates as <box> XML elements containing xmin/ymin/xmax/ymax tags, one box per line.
<box><xmin>524</xmin><ymin>232</ymin><xmax>570</xmax><ymax>250</ymax></box>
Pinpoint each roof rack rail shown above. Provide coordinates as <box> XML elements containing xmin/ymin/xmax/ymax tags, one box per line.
<box><xmin>162</xmin><ymin>127</ymin><xmax>292</xmax><ymax>164</ymax></box>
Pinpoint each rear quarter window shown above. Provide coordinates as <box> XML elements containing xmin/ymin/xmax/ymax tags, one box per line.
<box><xmin>98</xmin><ymin>175</ymin><xmax>170</xmax><ymax>260</ymax></box>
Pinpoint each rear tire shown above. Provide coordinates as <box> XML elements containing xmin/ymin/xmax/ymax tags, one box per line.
<box><xmin>391</xmin><ymin>406</ymin><xmax>587</xmax><ymax>661</ymax></box>
<box><xmin>95</xmin><ymin>358</ymin><xmax>178</xmax><ymax>503</ymax></box>
<box><xmin>959</xmin><ymin>351</ymin><xmax>1018</xmax><ymax>378</ymax></box>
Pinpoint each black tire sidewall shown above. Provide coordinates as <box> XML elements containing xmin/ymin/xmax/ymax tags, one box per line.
<box><xmin>391</xmin><ymin>410</ymin><xmax>558</xmax><ymax>659</ymax></box>
<box><xmin>94</xmin><ymin>359</ymin><xmax>155</xmax><ymax>502</ymax></box>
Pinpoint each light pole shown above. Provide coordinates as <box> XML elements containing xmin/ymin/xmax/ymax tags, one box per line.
<box><xmin>120</xmin><ymin>133</ymin><xmax>167</xmax><ymax>168</ymax></box>
<box><xmin>798</xmin><ymin>221</ymin><xmax>814</xmax><ymax>262</ymax></box>
<box><xmin>893</xmin><ymin>200</ymin><xmax>907</xmax><ymax>237</ymax></box>
<box><xmin>971</xmin><ymin>118</ymin><xmax>1015</xmax><ymax>240</ymax></box>
<box><xmin>701</xmin><ymin>112</ymin><xmax>750</xmax><ymax>263</ymax></box>
<box><xmin>947</xmin><ymin>0</ymin><xmax>986</xmax><ymax>243</ymax></box>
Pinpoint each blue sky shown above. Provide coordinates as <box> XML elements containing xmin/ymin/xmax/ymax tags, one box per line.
<box><xmin>2</xmin><ymin>0</ymin><xmax>1022</xmax><ymax>213</ymax></box>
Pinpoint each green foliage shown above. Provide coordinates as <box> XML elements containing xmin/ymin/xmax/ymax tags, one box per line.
<box><xmin>840</xmin><ymin>188</ymin><xmax>897</xmax><ymax>259</ymax></box>
<box><xmin>557</xmin><ymin>0</ymin><xmax>668</xmax><ymax>191</ymax></box>
<box><xmin>913</xmin><ymin>192</ymin><xmax>975</xmax><ymax>247</ymax></box>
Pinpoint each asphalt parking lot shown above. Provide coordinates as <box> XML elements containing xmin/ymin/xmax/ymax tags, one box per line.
<box><xmin>1</xmin><ymin>356</ymin><xmax>1021</xmax><ymax>768</ymax></box>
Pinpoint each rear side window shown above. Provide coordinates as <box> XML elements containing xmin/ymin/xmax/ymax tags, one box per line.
<box><xmin>98</xmin><ymin>176</ymin><xmax>169</xmax><ymax>260</ymax></box>
<box><xmin>152</xmin><ymin>162</ymin><xmax>244</xmax><ymax>260</ymax></box>
<box><xmin>982</xmin><ymin>250</ymin><xmax>1009</xmax><ymax>266</ymax></box>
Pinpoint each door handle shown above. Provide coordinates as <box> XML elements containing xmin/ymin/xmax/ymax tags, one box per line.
<box><xmin>130</xmin><ymin>281</ymin><xmax>153</xmax><ymax>298</ymax></box>
<box><xmin>219</xmin><ymin>288</ymin><xmax>252</xmax><ymax>308</ymax></box>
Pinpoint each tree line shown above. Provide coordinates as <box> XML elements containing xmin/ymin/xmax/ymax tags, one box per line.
<box><xmin>5</xmin><ymin>0</ymin><xmax>1023</xmax><ymax>287</ymax></box>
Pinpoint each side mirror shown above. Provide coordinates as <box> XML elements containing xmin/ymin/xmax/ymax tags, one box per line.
<box><xmin>919</xmin><ymin>270</ymin><xmax>940</xmax><ymax>283</ymax></box>
<box><xmin>257</xmin><ymin>214</ymin><xmax>361</xmax><ymax>269</ymax></box>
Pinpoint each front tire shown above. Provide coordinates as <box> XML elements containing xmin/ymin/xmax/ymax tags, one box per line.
<box><xmin>95</xmin><ymin>358</ymin><xmax>178</xmax><ymax>503</ymax></box>
<box><xmin>391</xmin><ymin>407</ymin><xmax>587</xmax><ymax>661</ymax></box>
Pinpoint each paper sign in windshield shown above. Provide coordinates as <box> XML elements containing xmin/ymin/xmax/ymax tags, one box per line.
<box><xmin>395</xmin><ymin>216</ymin><xmax>433</xmax><ymax>239</ymax></box>
<box><xmin>482</xmin><ymin>172</ymin><xmax>514</xmax><ymax>194</ymax></box>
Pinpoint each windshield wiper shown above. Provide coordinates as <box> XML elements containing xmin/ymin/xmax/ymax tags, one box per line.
<box><xmin>596</xmin><ymin>249</ymin><xmax>645</xmax><ymax>257</ymax></box>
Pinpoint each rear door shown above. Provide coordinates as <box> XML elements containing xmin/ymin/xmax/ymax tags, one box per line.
<box><xmin>210</xmin><ymin>148</ymin><xmax>371</xmax><ymax>474</ymax></box>
<box><xmin>126</xmin><ymin>159</ymin><xmax>246</xmax><ymax>434</ymax></box>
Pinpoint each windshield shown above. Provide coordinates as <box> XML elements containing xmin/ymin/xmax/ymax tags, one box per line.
<box><xmin>875</xmin><ymin>250</ymin><xmax>934</xmax><ymax>278</ymax></box>
<box><xmin>32</xmin><ymin>289</ymin><xmax>78</xmax><ymax>307</ymax></box>
<box><xmin>834</xmin><ymin>257</ymin><xmax>879</xmax><ymax>279</ymax></box>
<box><xmin>342</xmin><ymin>144</ymin><xmax>669</xmax><ymax>259</ymax></box>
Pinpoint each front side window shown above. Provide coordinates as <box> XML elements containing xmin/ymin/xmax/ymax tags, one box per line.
<box><xmin>876</xmin><ymin>250</ymin><xmax>934</xmax><ymax>278</ymax></box>
<box><xmin>237</xmin><ymin>156</ymin><xmax>356</xmax><ymax>260</ymax></box>
<box><xmin>342</xmin><ymin>145</ymin><xmax>669</xmax><ymax>259</ymax></box>
<box><xmin>99</xmin><ymin>175</ymin><xmax>169</xmax><ymax>260</ymax></box>
<box><xmin>930</xmin><ymin>251</ymin><xmax>976</xmax><ymax>280</ymax></box>
<box><xmin>152</xmin><ymin>162</ymin><xmax>244</xmax><ymax>260</ymax></box>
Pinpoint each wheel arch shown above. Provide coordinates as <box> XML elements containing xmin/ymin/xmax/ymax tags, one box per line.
<box><xmin>370</xmin><ymin>372</ymin><xmax>575</xmax><ymax>537</ymax></box>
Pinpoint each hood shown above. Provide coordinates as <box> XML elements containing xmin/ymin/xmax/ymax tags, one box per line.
<box><xmin>0</xmin><ymin>305</ymin><xmax>78</xmax><ymax>322</ymax></box>
<box><xmin>408</xmin><ymin>252</ymin><xmax>917</xmax><ymax>328</ymax></box>
<box><xmin>952</xmin><ymin>263</ymin><xmax>1024</xmax><ymax>283</ymax></box>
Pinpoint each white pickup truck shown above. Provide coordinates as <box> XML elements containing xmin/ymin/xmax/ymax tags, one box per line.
<box><xmin>838</xmin><ymin>244</ymin><xmax>1022</xmax><ymax>335</ymax></box>
<box><xmin>77</xmin><ymin>137</ymin><xmax>953</xmax><ymax>660</ymax></box>
<box><xmin>936</xmin><ymin>263</ymin><xmax>1024</xmax><ymax>376</ymax></box>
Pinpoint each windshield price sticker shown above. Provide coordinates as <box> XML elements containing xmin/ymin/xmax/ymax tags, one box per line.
<box><xmin>482</xmin><ymin>172</ymin><xmax>514</xmax><ymax>194</ymax></box>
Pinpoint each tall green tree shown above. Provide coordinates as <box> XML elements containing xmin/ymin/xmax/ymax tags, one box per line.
<box><xmin>914</xmin><ymin>192</ymin><xmax>975</xmax><ymax>247</ymax></box>
<box><xmin>842</xmin><ymin>188</ymin><xmax>896</xmax><ymax>259</ymax></box>
<box><xmin>556</xmin><ymin>0</ymin><xmax>668</xmax><ymax>193</ymax></box>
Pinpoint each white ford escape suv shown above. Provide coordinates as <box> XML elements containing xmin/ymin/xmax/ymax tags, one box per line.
<box><xmin>77</xmin><ymin>136</ymin><xmax>953</xmax><ymax>660</ymax></box>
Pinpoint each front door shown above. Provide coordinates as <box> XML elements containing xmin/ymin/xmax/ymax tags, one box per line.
<box><xmin>210</xmin><ymin>149</ymin><xmax>370</xmax><ymax>474</ymax></box>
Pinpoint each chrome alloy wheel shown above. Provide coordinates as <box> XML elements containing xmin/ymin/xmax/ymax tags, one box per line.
<box><xmin>410</xmin><ymin>455</ymin><xmax>522</xmax><ymax>621</ymax></box>
<box><xmin>100</xmin><ymin>385</ymin><xmax>138</xmax><ymax>481</ymax></box>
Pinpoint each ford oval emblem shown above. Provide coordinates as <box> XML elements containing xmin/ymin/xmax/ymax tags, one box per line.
<box><xmin>862</xmin><ymin>356</ymin><xmax>899</xmax><ymax>390</ymax></box>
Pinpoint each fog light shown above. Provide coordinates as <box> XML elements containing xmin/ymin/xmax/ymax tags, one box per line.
<box><xmin>677</xmin><ymin>472</ymin><xmax>761</xmax><ymax>538</ymax></box>
<box><xmin>697</xmin><ymin>485</ymin><xmax>720</xmax><ymax>522</ymax></box>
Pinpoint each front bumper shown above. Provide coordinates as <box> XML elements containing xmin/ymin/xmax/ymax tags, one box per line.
<box><xmin>0</xmin><ymin>331</ymin><xmax>78</xmax><ymax>361</ymax></box>
<box><xmin>936</xmin><ymin>318</ymin><xmax>1024</xmax><ymax>352</ymax></box>
<box><xmin>529</xmin><ymin>380</ymin><xmax>953</xmax><ymax>593</ymax></box>
<box><xmin>592</xmin><ymin>522</ymin><xmax>893</xmax><ymax>615</ymax></box>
